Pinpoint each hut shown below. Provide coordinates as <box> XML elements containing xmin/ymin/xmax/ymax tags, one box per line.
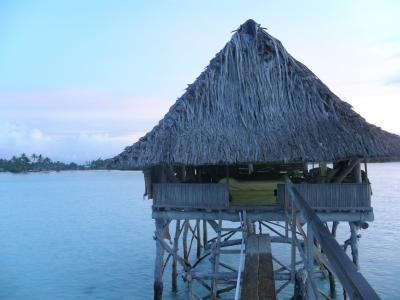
<box><xmin>113</xmin><ymin>19</ymin><xmax>399</xmax><ymax>299</ymax></box>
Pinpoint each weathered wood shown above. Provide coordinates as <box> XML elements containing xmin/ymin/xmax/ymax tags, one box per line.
<box><xmin>152</xmin><ymin>209</ymin><xmax>374</xmax><ymax>223</ymax></box>
<box><xmin>241</xmin><ymin>234</ymin><xmax>276</xmax><ymax>300</ymax></box>
<box><xmin>258</xmin><ymin>235</ymin><xmax>276</xmax><ymax>299</ymax></box>
<box><xmin>333</xmin><ymin>159</ymin><xmax>360</xmax><ymax>183</ymax></box>
<box><xmin>291</xmin><ymin>204</ymin><xmax>297</xmax><ymax>283</ymax></box>
<box><xmin>353</xmin><ymin>162</ymin><xmax>362</xmax><ymax>184</ymax></box>
<box><xmin>183</xmin><ymin>220</ymin><xmax>189</xmax><ymax>263</ymax></box>
<box><xmin>153</xmin><ymin>183</ymin><xmax>229</xmax><ymax>209</ymax></box>
<box><xmin>349</xmin><ymin>222</ymin><xmax>359</xmax><ymax>269</ymax></box>
<box><xmin>202</xmin><ymin>219</ymin><xmax>208</xmax><ymax>248</ymax></box>
<box><xmin>154</xmin><ymin>219</ymin><xmax>165</xmax><ymax>300</ymax></box>
<box><xmin>172</xmin><ymin>220</ymin><xmax>180</xmax><ymax>292</ymax></box>
<box><xmin>196</xmin><ymin>220</ymin><xmax>201</xmax><ymax>258</ymax></box>
<box><xmin>211</xmin><ymin>217</ymin><xmax>223</xmax><ymax>300</ymax></box>
<box><xmin>293</xmin><ymin>269</ymin><xmax>307</xmax><ymax>300</ymax></box>
<box><xmin>329</xmin><ymin>221</ymin><xmax>339</xmax><ymax>297</ymax></box>
<box><xmin>277</xmin><ymin>183</ymin><xmax>371</xmax><ymax>210</ymax></box>
<box><xmin>285</xmin><ymin>178</ymin><xmax>379</xmax><ymax>300</ymax></box>
<box><xmin>155</xmin><ymin>232</ymin><xmax>189</xmax><ymax>271</ymax></box>
<box><xmin>306</xmin><ymin>225</ymin><xmax>318</xmax><ymax>299</ymax></box>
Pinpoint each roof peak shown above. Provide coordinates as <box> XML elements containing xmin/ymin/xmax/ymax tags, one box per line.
<box><xmin>237</xmin><ymin>19</ymin><xmax>260</xmax><ymax>36</ymax></box>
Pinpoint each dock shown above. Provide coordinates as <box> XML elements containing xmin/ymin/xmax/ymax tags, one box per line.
<box><xmin>241</xmin><ymin>234</ymin><xmax>276</xmax><ymax>300</ymax></box>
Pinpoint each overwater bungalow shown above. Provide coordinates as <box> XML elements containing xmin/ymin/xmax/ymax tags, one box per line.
<box><xmin>113</xmin><ymin>19</ymin><xmax>400</xmax><ymax>300</ymax></box>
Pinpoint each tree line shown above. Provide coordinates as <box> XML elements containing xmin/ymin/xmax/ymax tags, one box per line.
<box><xmin>0</xmin><ymin>153</ymin><xmax>111</xmax><ymax>173</ymax></box>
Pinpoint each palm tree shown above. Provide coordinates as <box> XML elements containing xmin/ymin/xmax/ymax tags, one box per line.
<box><xmin>31</xmin><ymin>153</ymin><xmax>38</xmax><ymax>163</ymax></box>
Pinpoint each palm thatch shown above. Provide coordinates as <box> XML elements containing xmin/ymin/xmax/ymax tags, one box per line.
<box><xmin>113</xmin><ymin>19</ymin><xmax>400</xmax><ymax>169</ymax></box>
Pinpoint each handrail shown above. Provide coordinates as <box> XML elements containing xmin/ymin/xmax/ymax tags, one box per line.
<box><xmin>285</xmin><ymin>177</ymin><xmax>380</xmax><ymax>300</ymax></box>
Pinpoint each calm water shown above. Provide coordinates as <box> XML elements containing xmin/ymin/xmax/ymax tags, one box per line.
<box><xmin>0</xmin><ymin>164</ymin><xmax>400</xmax><ymax>299</ymax></box>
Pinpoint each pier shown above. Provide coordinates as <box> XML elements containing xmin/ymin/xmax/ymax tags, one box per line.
<box><xmin>112</xmin><ymin>19</ymin><xmax>400</xmax><ymax>299</ymax></box>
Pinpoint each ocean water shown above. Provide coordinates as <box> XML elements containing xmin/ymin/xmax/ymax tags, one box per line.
<box><xmin>0</xmin><ymin>163</ymin><xmax>399</xmax><ymax>299</ymax></box>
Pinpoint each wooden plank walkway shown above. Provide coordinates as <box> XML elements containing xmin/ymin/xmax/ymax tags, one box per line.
<box><xmin>241</xmin><ymin>234</ymin><xmax>276</xmax><ymax>300</ymax></box>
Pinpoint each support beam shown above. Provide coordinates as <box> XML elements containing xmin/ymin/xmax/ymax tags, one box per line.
<box><xmin>154</xmin><ymin>219</ymin><xmax>165</xmax><ymax>300</ymax></box>
<box><xmin>152</xmin><ymin>209</ymin><xmax>374</xmax><ymax>223</ymax></box>
<box><xmin>353</xmin><ymin>162</ymin><xmax>362</xmax><ymax>183</ymax></box>
<box><xmin>332</xmin><ymin>158</ymin><xmax>360</xmax><ymax>183</ymax></box>
<box><xmin>183</xmin><ymin>220</ymin><xmax>189</xmax><ymax>263</ymax></box>
<box><xmin>196</xmin><ymin>220</ymin><xmax>201</xmax><ymax>258</ymax></box>
<box><xmin>202</xmin><ymin>219</ymin><xmax>208</xmax><ymax>247</ymax></box>
<box><xmin>329</xmin><ymin>221</ymin><xmax>339</xmax><ymax>297</ymax></box>
<box><xmin>172</xmin><ymin>220</ymin><xmax>180</xmax><ymax>292</ymax></box>
<box><xmin>349</xmin><ymin>222</ymin><xmax>360</xmax><ymax>269</ymax></box>
<box><xmin>290</xmin><ymin>205</ymin><xmax>297</xmax><ymax>283</ymax></box>
<box><xmin>306</xmin><ymin>225</ymin><xmax>316</xmax><ymax>300</ymax></box>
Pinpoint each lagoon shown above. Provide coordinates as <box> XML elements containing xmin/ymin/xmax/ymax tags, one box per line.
<box><xmin>1</xmin><ymin>164</ymin><xmax>400</xmax><ymax>299</ymax></box>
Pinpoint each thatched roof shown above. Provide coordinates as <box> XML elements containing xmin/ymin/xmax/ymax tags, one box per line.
<box><xmin>114</xmin><ymin>19</ymin><xmax>400</xmax><ymax>169</ymax></box>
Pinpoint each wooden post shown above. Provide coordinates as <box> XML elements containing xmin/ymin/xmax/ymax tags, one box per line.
<box><xmin>319</xmin><ymin>161</ymin><xmax>327</xmax><ymax>182</ymax></box>
<box><xmin>202</xmin><ymin>219</ymin><xmax>208</xmax><ymax>248</ymax></box>
<box><xmin>349</xmin><ymin>222</ymin><xmax>359</xmax><ymax>269</ymax></box>
<box><xmin>154</xmin><ymin>218</ymin><xmax>165</xmax><ymax>300</ymax></box>
<box><xmin>211</xmin><ymin>217</ymin><xmax>222</xmax><ymax>300</ymax></box>
<box><xmin>350</xmin><ymin>160</ymin><xmax>361</xmax><ymax>271</ymax></box>
<box><xmin>306</xmin><ymin>224</ymin><xmax>314</xmax><ymax>299</ymax></box>
<box><xmin>172</xmin><ymin>220</ymin><xmax>181</xmax><ymax>292</ymax></box>
<box><xmin>293</xmin><ymin>270</ymin><xmax>307</xmax><ymax>299</ymax></box>
<box><xmin>291</xmin><ymin>203</ymin><xmax>297</xmax><ymax>283</ymax></box>
<box><xmin>329</xmin><ymin>221</ymin><xmax>339</xmax><ymax>296</ymax></box>
<box><xmin>303</xmin><ymin>161</ymin><xmax>309</xmax><ymax>174</ymax></box>
<box><xmin>196</xmin><ymin>220</ymin><xmax>201</xmax><ymax>258</ymax></box>
<box><xmin>353</xmin><ymin>161</ymin><xmax>362</xmax><ymax>183</ymax></box>
<box><xmin>183</xmin><ymin>220</ymin><xmax>189</xmax><ymax>263</ymax></box>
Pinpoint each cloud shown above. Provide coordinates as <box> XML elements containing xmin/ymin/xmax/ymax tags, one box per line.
<box><xmin>0</xmin><ymin>89</ymin><xmax>172</xmax><ymax>135</ymax></box>
<box><xmin>0</xmin><ymin>89</ymin><xmax>171</xmax><ymax>161</ymax></box>
<box><xmin>0</xmin><ymin>121</ymin><xmax>145</xmax><ymax>163</ymax></box>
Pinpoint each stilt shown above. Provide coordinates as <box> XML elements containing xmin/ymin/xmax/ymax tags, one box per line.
<box><xmin>202</xmin><ymin>219</ymin><xmax>208</xmax><ymax>248</ymax></box>
<box><xmin>329</xmin><ymin>221</ymin><xmax>338</xmax><ymax>296</ymax></box>
<box><xmin>183</xmin><ymin>220</ymin><xmax>189</xmax><ymax>263</ymax></box>
<box><xmin>290</xmin><ymin>204</ymin><xmax>297</xmax><ymax>283</ymax></box>
<box><xmin>351</xmin><ymin>161</ymin><xmax>361</xmax><ymax>269</ymax></box>
<box><xmin>172</xmin><ymin>220</ymin><xmax>180</xmax><ymax>292</ymax></box>
<box><xmin>196</xmin><ymin>220</ymin><xmax>201</xmax><ymax>258</ymax></box>
<box><xmin>306</xmin><ymin>224</ymin><xmax>314</xmax><ymax>299</ymax></box>
<box><xmin>349</xmin><ymin>222</ymin><xmax>359</xmax><ymax>269</ymax></box>
<box><xmin>211</xmin><ymin>216</ymin><xmax>222</xmax><ymax>300</ymax></box>
<box><xmin>154</xmin><ymin>218</ymin><xmax>165</xmax><ymax>300</ymax></box>
<box><xmin>293</xmin><ymin>270</ymin><xmax>307</xmax><ymax>300</ymax></box>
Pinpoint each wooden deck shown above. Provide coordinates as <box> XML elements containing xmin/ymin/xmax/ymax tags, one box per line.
<box><xmin>241</xmin><ymin>234</ymin><xmax>276</xmax><ymax>300</ymax></box>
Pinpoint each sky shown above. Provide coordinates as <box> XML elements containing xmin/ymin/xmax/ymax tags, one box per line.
<box><xmin>1</xmin><ymin>1</ymin><xmax>400</xmax><ymax>162</ymax></box>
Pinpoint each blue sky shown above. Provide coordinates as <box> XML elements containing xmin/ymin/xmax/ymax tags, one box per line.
<box><xmin>1</xmin><ymin>1</ymin><xmax>399</xmax><ymax>162</ymax></box>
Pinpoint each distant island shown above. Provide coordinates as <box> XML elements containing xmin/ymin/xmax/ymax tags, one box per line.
<box><xmin>0</xmin><ymin>153</ymin><xmax>111</xmax><ymax>173</ymax></box>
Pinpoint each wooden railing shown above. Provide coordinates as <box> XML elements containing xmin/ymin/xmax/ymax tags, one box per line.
<box><xmin>278</xmin><ymin>183</ymin><xmax>371</xmax><ymax>210</ymax></box>
<box><xmin>285</xmin><ymin>178</ymin><xmax>379</xmax><ymax>299</ymax></box>
<box><xmin>153</xmin><ymin>182</ymin><xmax>372</xmax><ymax>211</ymax></box>
<box><xmin>153</xmin><ymin>183</ymin><xmax>229</xmax><ymax>209</ymax></box>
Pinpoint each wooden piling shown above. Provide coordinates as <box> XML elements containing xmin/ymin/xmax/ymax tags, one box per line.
<box><xmin>183</xmin><ymin>220</ymin><xmax>189</xmax><ymax>263</ymax></box>
<box><xmin>196</xmin><ymin>220</ymin><xmax>201</xmax><ymax>258</ymax></box>
<box><xmin>172</xmin><ymin>220</ymin><xmax>181</xmax><ymax>292</ymax></box>
<box><xmin>202</xmin><ymin>219</ymin><xmax>208</xmax><ymax>248</ymax></box>
<box><xmin>349</xmin><ymin>222</ymin><xmax>359</xmax><ymax>269</ymax></box>
<box><xmin>329</xmin><ymin>221</ymin><xmax>339</xmax><ymax>296</ymax></box>
<box><xmin>154</xmin><ymin>218</ymin><xmax>165</xmax><ymax>300</ymax></box>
